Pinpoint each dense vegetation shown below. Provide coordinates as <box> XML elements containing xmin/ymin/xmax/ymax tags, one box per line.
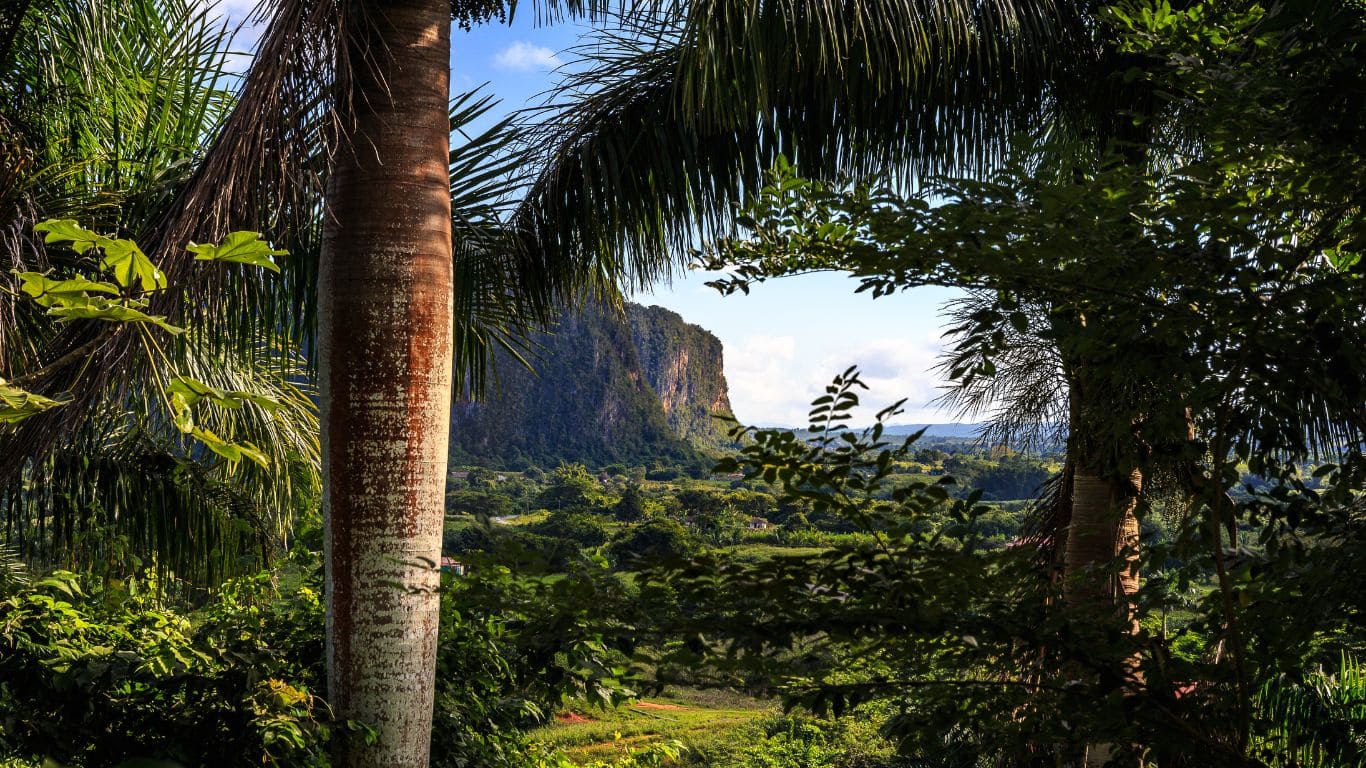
<box><xmin>2</xmin><ymin>0</ymin><xmax>1365</xmax><ymax>766</ymax></box>
<box><xmin>0</xmin><ymin>390</ymin><xmax>1074</xmax><ymax>768</ymax></box>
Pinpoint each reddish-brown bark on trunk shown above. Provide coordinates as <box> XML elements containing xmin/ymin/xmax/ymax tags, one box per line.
<box><xmin>319</xmin><ymin>1</ymin><xmax>453</xmax><ymax>765</ymax></box>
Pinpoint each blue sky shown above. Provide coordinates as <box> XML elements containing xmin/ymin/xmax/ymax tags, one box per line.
<box><xmin>214</xmin><ymin>3</ymin><xmax>963</xmax><ymax>427</ymax></box>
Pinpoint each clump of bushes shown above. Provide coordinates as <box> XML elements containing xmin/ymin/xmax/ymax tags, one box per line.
<box><xmin>0</xmin><ymin>569</ymin><xmax>331</xmax><ymax>767</ymax></box>
<box><xmin>608</xmin><ymin>518</ymin><xmax>698</xmax><ymax>566</ymax></box>
<box><xmin>0</xmin><ymin>550</ymin><xmax>636</xmax><ymax>768</ymax></box>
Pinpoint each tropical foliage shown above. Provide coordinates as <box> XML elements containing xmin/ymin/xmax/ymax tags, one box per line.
<box><xmin>3</xmin><ymin>0</ymin><xmax>1366</xmax><ymax>765</ymax></box>
<box><xmin>678</xmin><ymin>0</ymin><xmax>1366</xmax><ymax>762</ymax></box>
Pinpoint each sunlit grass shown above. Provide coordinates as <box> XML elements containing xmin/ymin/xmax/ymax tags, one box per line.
<box><xmin>534</xmin><ymin>688</ymin><xmax>771</xmax><ymax>762</ymax></box>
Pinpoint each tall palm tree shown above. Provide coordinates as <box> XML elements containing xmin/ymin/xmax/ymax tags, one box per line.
<box><xmin>4</xmin><ymin>0</ymin><xmax>620</xmax><ymax>764</ymax></box>
<box><xmin>314</xmin><ymin>3</ymin><xmax>454</xmax><ymax>763</ymax></box>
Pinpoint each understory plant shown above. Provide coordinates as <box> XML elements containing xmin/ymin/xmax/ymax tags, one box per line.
<box><xmin>0</xmin><ymin>567</ymin><xmax>332</xmax><ymax>766</ymax></box>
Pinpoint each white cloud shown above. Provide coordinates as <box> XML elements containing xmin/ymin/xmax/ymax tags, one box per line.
<box><xmin>815</xmin><ymin>337</ymin><xmax>948</xmax><ymax>425</ymax></box>
<box><xmin>492</xmin><ymin>41</ymin><xmax>561</xmax><ymax>72</ymax></box>
<box><xmin>215</xmin><ymin>0</ymin><xmax>258</xmax><ymax>17</ymax></box>
<box><xmin>724</xmin><ymin>335</ymin><xmax>797</xmax><ymax>413</ymax></box>
<box><xmin>723</xmin><ymin>333</ymin><xmax>952</xmax><ymax>427</ymax></box>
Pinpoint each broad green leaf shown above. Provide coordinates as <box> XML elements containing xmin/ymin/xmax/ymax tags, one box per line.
<box><xmin>31</xmin><ymin>573</ymin><xmax>81</xmax><ymax>597</ymax></box>
<box><xmin>34</xmin><ymin>220</ymin><xmax>167</xmax><ymax>291</ymax></box>
<box><xmin>99</xmin><ymin>238</ymin><xmax>166</xmax><ymax>292</ymax></box>
<box><xmin>191</xmin><ymin>426</ymin><xmax>269</xmax><ymax>469</ymax></box>
<box><xmin>169</xmin><ymin>393</ymin><xmax>194</xmax><ymax>434</ymax></box>
<box><xmin>45</xmin><ymin>297</ymin><xmax>184</xmax><ymax>334</ymax></box>
<box><xmin>168</xmin><ymin>376</ymin><xmax>231</xmax><ymax>407</ymax></box>
<box><xmin>0</xmin><ymin>378</ymin><xmax>68</xmax><ymax>423</ymax></box>
<box><xmin>13</xmin><ymin>272</ymin><xmax>121</xmax><ymax>307</ymax></box>
<box><xmin>191</xmin><ymin>425</ymin><xmax>242</xmax><ymax>462</ymax></box>
<box><xmin>1325</xmin><ymin>247</ymin><xmax>1362</xmax><ymax>272</ymax></box>
<box><xmin>187</xmin><ymin>231</ymin><xmax>285</xmax><ymax>272</ymax></box>
<box><xmin>33</xmin><ymin>219</ymin><xmax>105</xmax><ymax>254</ymax></box>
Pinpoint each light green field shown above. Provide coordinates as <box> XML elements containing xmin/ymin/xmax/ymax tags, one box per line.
<box><xmin>534</xmin><ymin>688</ymin><xmax>772</xmax><ymax>762</ymax></box>
<box><xmin>495</xmin><ymin>510</ymin><xmax>551</xmax><ymax>525</ymax></box>
<box><xmin>723</xmin><ymin>544</ymin><xmax>828</xmax><ymax>562</ymax></box>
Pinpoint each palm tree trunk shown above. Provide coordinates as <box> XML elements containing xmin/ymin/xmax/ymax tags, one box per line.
<box><xmin>1063</xmin><ymin>468</ymin><xmax>1142</xmax><ymax>626</ymax></box>
<box><xmin>1063</xmin><ymin>465</ymin><xmax>1143</xmax><ymax>768</ymax></box>
<box><xmin>319</xmin><ymin>1</ymin><xmax>452</xmax><ymax>765</ymax></box>
<box><xmin>1056</xmin><ymin>365</ymin><xmax>1144</xmax><ymax>767</ymax></box>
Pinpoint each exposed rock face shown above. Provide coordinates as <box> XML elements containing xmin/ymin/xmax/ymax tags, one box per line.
<box><xmin>448</xmin><ymin>302</ymin><xmax>735</xmax><ymax>468</ymax></box>
<box><xmin>626</xmin><ymin>304</ymin><xmax>735</xmax><ymax>452</ymax></box>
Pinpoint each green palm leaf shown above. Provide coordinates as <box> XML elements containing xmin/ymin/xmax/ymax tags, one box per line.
<box><xmin>509</xmin><ymin>0</ymin><xmax>1086</xmax><ymax>297</ymax></box>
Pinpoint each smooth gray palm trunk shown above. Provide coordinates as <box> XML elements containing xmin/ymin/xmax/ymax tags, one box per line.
<box><xmin>319</xmin><ymin>1</ymin><xmax>453</xmax><ymax>765</ymax></box>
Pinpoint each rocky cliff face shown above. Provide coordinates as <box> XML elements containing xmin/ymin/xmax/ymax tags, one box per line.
<box><xmin>626</xmin><ymin>304</ymin><xmax>734</xmax><ymax>452</ymax></box>
<box><xmin>448</xmin><ymin>302</ymin><xmax>735</xmax><ymax>468</ymax></box>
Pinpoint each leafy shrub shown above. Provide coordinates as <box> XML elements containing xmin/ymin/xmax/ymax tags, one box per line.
<box><xmin>530</xmin><ymin>740</ymin><xmax>685</xmax><ymax>768</ymax></box>
<box><xmin>1</xmin><ymin>550</ymin><xmax>640</xmax><ymax>768</ymax></box>
<box><xmin>0</xmin><ymin>570</ymin><xmax>330</xmax><ymax>767</ymax></box>
<box><xmin>613</xmin><ymin>485</ymin><xmax>647</xmax><ymax>522</ymax></box>
<box><xmin>534</xmin><ymin>510</ymin><xmax>612</xmax><ymax>548</ymax></box>
<box><xmin>436</xmin><ymin>550</ymin><xmax>640</xmax><ymax>767</ymax></box>
<box><xmin>692</xmin><ymin>713</ymin><xmax>912</xmax><ymax>768</ymax></box>
<box><xmin>538</xmin><ymin>463</ymin><xmax>602</xmax><ymax>511</ymax></box>
<box><xmin>608</xmin><ymin>518</ymin><xmax>699</xmax><ymax>567</ymax></box>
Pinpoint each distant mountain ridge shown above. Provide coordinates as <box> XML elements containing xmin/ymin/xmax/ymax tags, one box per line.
<box><xmin>448</xmin><ymin>303</ymin><xmax>735</xmax><ymax>468</ymax></box>
<box><xmin>882</xmin><ymin>423</ymin><xmax>985</xmax><ymax>438</ymax></box>
<box><xmin>768</xmin><ymin>422</ymin><xmax>985</xmax><ymax>438</ymax></box>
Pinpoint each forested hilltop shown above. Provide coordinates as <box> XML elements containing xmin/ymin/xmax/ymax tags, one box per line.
<box><xmin>449</xmin><ymin>303</ymin><xmax>734</xmax><ymax>469</ymax></box>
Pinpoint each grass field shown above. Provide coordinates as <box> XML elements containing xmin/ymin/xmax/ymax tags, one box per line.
<box><xmin>534</xmin><ymin>688</ymin><xmax>772</xmax><ymax>762</ymax></box>
<box><xmin>723</xmin><ymin>544</ymin><xmax>828</xmax><ymax>562</ymax></box>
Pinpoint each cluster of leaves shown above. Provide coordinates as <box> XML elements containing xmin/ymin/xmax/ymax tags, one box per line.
<box><xmin>4</xmin><ymin>221</ymin><xmax>287</xmax><ymax>467</ymax></box>
<box><xmin>445</xmin><ymin>546</ymin><xmax>641</xmax><ymax>716</ymax></box>
<box><xmin>633</xmin><ymin>373</ymin><xmax>1076</xmax><ymax>754</ymax></box>
<box><xmin>527</xmin><ymin>739</ymin><xmax>686</xmax><ymax>768</ymax></box>
<box><xmin>630</xmin><ymin>373</ymin><xmax>1366</xmax><ymax>764</ymax></box>
<box><xmin>0</xmin><ymin>544</ymin><xmax>651</xmax><ymax>768</ymax></box>
<box><xmin>0</xmin><ymin>569</ymin><xmax>332</xmax><ymax>767</ymax></box>
<box><xmin>690</xmin><ymin>712</ymin><xmax>910</xmax><ymax>768</ymax></box>
<box><xmin>1</xmin><ymin>221</ymin><xmax>316</xmax><ymax>586</ymax></box>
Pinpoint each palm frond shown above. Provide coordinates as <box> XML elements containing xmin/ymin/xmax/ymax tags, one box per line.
<box><xmin>0</xmin><ymin>0</ymin><xmax>247</xmax><ymax>473</ymax></box>
<box><xmin>1</xmin><ymin>330</ymin><xmax>317</xmax><ymax>585</ymax></box>
<box><xmin>508</xmin><ymin>0</ymin><xmax>1087</xmax><ymax>298</ymax></box>
<box><xmin>0</xmin><ymin>540</ymin><xmax>27</xmax><ymax>592</ymax></box>
<box><xmin>934</xmin><ymin>291</ymin><xmax>1069</xmax><ymax>453</ymax></box>
<box><xmin>0</xmin><ymin>0</ymin><xmax>327</xmax><ymax>582</ymax></box>
<box><xmin>449</xmin><ymin>87</ymin><xmax>555</xmax><ymax>396</ymax></box>
<box><xmin>1256</xmin><ymin>653</ymin><xmax>1366</xmax><ymax>768</ymax></box>
<box><xmin>142</xmin><ymin>0</ymin><xmax>340</xmax><ymax>350</ymax></box>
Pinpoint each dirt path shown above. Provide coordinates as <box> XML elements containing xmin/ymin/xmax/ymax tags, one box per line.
<box><xmin>633</xmin><ymin>700</ymin><xmax>687</xmax><ymax>711</ymax></box>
